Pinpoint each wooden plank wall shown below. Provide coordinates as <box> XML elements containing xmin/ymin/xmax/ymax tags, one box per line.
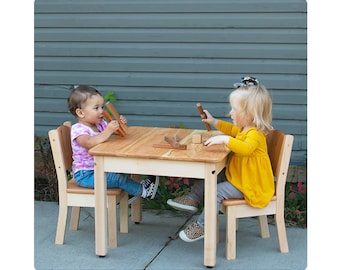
<box><xmin>34</xmin><ymin>0</ymin><xmax>307</xmax><ymax>165</ymax></box>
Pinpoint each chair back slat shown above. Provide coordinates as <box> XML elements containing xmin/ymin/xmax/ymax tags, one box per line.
<box><xmin>57</xmin><ymin>123</ymin><xmax>73</xmax><ymax>171</ymax></box>
<box><xmin>49</xmin><ymin>122</ymin><xmax>73</xmax><ymax>198</ymax></box>
<box><xmin>266</xmin><ymin>130</ymin><xmax>285</xmax><ymax>177</ymax></box>
<box><xmin>266</xmin><ymin>130</ymin><xmax>294</xmax><ymax>198</ymax></box>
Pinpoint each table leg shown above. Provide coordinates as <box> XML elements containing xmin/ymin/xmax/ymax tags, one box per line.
<box><xmin>204</xmin><ymin>165</ymin><xmax>217</xmax><ymax>267</ymax></box>
<box><xmin>94</xmin><ymin>156</ymin><xmax>108</xmax><ymax>256</ymax></box>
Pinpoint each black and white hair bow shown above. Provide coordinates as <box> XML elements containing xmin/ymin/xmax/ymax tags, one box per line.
<box><xmin>233</xmin><ymin>76</ymin><xmax>259</xmax><ymax>88</ymax></box>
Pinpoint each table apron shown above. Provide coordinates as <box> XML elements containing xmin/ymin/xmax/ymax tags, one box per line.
<box><xmin>98</xmin><ymin>156</ymin><xmax>227</xmax><ymax>179</ymax></box>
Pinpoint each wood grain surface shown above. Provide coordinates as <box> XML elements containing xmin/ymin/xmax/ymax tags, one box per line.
<box><xmin>89</xmin><ymin>126</ymin><xmax>228</xmax><ymax>162</ymax></box>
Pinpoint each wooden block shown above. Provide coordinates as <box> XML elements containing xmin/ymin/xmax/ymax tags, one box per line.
<box><xmin>196</xmin><ymin>103</ymin><xmax>211</xmax><ymax>131</ymax></box>
<box><xmin>102</xmin><ymin>110</ymin><xmax>125</xmax><ymax>137</ymax></box>
<box><xmin>192</xmin><ymin>134</ymin><xmax>202</xmax><ymax>144</ymax></box>
<box><xmin>105</xmin><ymin>101</ymin><xmax>128</xmax><ymax>135</ymax></box>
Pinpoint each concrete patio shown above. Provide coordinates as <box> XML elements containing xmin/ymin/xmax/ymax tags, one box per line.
<box><xmin>34</xmin><ymin>201</ymin><xmax>307</xmax><ymax>270</ymax></box>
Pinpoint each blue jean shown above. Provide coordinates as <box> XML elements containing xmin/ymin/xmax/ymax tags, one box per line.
<box><xmin>74</xmin><ymin>170</ymin><xmax>142</xmax><ymax>196</ymax></box>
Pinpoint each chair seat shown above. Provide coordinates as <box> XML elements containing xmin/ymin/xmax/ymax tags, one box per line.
<box><xmin>221</xmin><ymin>196</ymin><xmax>277</xmax><ymax>206</ymax></box>
<box><xmin>67</xmin><ymin>178</ymin><xmax>124</xmax><ymax>195</ymax></box>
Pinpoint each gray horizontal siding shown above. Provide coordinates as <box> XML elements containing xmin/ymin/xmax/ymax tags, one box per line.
<box><xmin>35</xmin><ymin>29</ymin><xmax>307</xmax><ymax>43</ymax></box>
<box><xmin>35</xmin><ymin>0</ymin><xmax>307</xmax><ymax>13</ymax></box>
<box><xmin>35</xmin><ymin>43</ymin><xmax>306</xmax><ymax>59</ymax></box>
<box><xmin>35</xmin><ymin>13</ymin><xmax>306</xmax><ymax>28</ymax></box>
<box><xmin>35</xmin><ymin>72</ymin><xmax>306</xmax><ymax>89</ymax></box>
<box><xmin>34</xmin><ymin>0</ymin><xmax>307</xmax><ymax>164</ymax></box>
<box><xmin>35</xmin><ymin>57</ymin><xmax>306</xmax><ymax>74</ymax></box>
<box><xmin>35</xmin><ymin>97</ymin><xmax>306</xmax><ymax>121</ymax></box>
<box><xmin>35</xmin><ymin>85</ymin><xmax>306</xmax><ymax>104</ymax></box>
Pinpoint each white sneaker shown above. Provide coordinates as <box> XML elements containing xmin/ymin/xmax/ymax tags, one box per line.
<box><xmin>179</xmin><ymin>221</ymin><xmax>204</xmax><ymax>242</ymax></box>
<box><xmin>141</xmin><ymin>176</ymin><xmax>159</xmax><ymax>199</ymax></box>
<box><xmin>167</xmin><ymin>195</ymin><xmax>199</xmax><ymax>213</ymax></box>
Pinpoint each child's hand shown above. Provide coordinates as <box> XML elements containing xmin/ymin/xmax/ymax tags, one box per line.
<box><xmin>120</xmin><ymin>115</ymin><xmax>127</xmax><ymax>125</ymax></box>
<box><xmin>204</xmin><ymin>135</ymin><xmax>230</xmax><ymax>146</ymax></box>
<box><xmin>203</xmin><ymin>110</ymin><xmax>218</xmax><ymax>126</ymax></box>
<box><xmin>106</xmin><ymin>120</ymin><xmax>120</xmax><ymax>134</ymax></box>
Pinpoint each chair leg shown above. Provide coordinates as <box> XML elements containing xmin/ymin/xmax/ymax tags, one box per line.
<box><xmin>55</xmin><ymin>202</ymin><xmax>68</xmax><ymax>245</ymax></box>
<box><xmin>275</xmin><ymin>213</ymin><xmax>289</xmax><ymax>253</ymax></box>
<box><xmin>108</xmin><ymin>196</ymin><xmax>118</xmax><ymax>248</ymax></box>
<box><xmin>69</xmin><ymin>206</ymin><xmax>81</xmax><ymax>230</ymax></box>
<box><xmin>130</xmin><ymin>174</ymin><xmax>142</xmax><ymax>224</ymax></box>
<box><xmin>258</xmin><ymin>215</ymin><xmax>270</xmax><ymax>238</ymax></box>
<box><xmin>226</xmin><ymin>206</ymin><xmax>237</xmax><ymax>260</ymax></box>
<box><xmin>120</xmin><ymin>192</ymin><xmax>129</xmax><ymax>233</ymax></box>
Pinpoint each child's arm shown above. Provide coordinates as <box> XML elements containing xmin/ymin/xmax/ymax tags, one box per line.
<box><xmin>204</xmin><ymin>135</ymin><xmax>230</xmax><ymax>146</ymax></box>
<box><xmin>201</xmin><ymin>111</ymin><xmax>232</xmax><ymax>146</ymax></box>
<box><xmin>202</xmin><ymin>110</ymin><xmax>218</xmax><ymax>127</ymax></box>
<box><xmin>76</xmin><ymin>120</ymin><xmax>120</xmax><ymax>150</ymax></box>
<box><xmin>204</xmin><ymin>130</ymin><xmax>261</xmax><ymax>156</ymax></box>
<box><xmin>227</xmin><ymin>130</ymin><xmax>262</xmax><ymax>155</ymax></box>
<box><xmin>203</xmin><ymin>109</ymin><xmax>240</xmax><ymax>137</ymax></box>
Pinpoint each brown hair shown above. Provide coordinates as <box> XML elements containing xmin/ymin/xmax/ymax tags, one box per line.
<box><xmin>67</xmin><ymin>85</ymin><xmax>102</xmax><ymax>117</ymax></box>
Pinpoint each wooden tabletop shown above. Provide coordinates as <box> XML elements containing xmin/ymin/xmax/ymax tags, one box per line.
<box><xmin>89</xmin><ymin>126</ymin><xmax>228</xmax><ymax>163</ymax></box>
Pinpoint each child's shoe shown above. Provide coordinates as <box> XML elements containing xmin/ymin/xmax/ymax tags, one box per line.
<box><xmin>179</xmin><ymin>221</ymin><xmax>204</xmax><ymax>242</ymax></box>
<box><xmin>167</xmin><ymin>195</ymin><xmax>199</xmax><ymax>213</ymax></box>
<box><xmin>141</xmin><ymin>176</ymin><xmax>159</xmax><ymax>199</ymax></box>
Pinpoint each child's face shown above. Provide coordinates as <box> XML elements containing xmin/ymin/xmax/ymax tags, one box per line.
<box><xmin>77</xmin><ymin>94</ymin><xmax>105</xmax><ymax>125</ymax></box>
<box><xmin>229</xmin><ymin>95</ymin><xmax>252</xmax><ymax>129</ymax></box>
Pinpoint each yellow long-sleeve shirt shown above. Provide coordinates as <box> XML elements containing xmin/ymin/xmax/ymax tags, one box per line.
<box><xmin>216</xmin><ymin>120</ymin><xmax>274</xmax><ymax>208</ymax></box>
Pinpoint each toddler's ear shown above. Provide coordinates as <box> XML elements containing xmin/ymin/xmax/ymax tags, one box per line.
<box><xmin>75</xmin><ymin>108</ymin><xmax>84</xmax><ymax>118</ymax></box>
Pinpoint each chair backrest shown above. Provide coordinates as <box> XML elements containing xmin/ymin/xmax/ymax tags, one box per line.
<box><xmin>48</xmin><ymin>122</ymin><xmax>73</xmax><ymax>198</ymax></box>
<box><xmin>266</xmin><ymin>130</ymin><xmax>294</xmax><ymax>200</ymax></box>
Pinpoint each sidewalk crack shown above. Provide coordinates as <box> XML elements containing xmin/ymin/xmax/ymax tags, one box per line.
<box><xmin>144</xmin><ymin>213</ymin><xmax>194</xmax><ymax>270</ymax></box>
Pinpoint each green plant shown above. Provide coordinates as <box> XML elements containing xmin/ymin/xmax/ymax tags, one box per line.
<box><xmin>142</xmin><ymin>176</ymin><xmax>194</xmax><ymax>211</ymax></box>
<box><xmin>104</xmin><ymin>91</ymin><xmax>117</xmax><ymax>103</ymax></box>
<box><xmin>34</xmin><ymin>135</ymin><xmax>58</xmax><ymax>201</ymax></box>
<box><xmin>284</xmin><ymin>182</ymin><xmax>307</xmax><ymax>228</ymax></box>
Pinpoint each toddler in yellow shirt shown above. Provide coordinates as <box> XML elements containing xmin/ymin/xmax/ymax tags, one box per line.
<box><xmin>167</xmin><ymin>77</ymin><xmax>275</xmax><ymax>242</ymax></box>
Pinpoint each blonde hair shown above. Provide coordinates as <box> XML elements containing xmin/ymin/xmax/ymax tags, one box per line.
<box><xmin>229</xmin><ymin>84</ymin><xmax>273</xmax><ymax>135</ymax></box>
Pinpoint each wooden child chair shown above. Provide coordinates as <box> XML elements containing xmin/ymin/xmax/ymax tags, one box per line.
<box><xmin>48</xmin><ymin>121</ymin><xmax>129</xmax><ymax>248</ymax></box>
<box><xmin>220</xmin><ymin>130</ymin><xmax>294</xmax><ymax>259</ymax></box>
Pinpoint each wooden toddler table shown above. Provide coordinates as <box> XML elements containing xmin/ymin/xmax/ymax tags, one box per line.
<box><xmin>89</xmin><ymin>126</ymin><xmax>229</xmax><ymax>267</ymax></box>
